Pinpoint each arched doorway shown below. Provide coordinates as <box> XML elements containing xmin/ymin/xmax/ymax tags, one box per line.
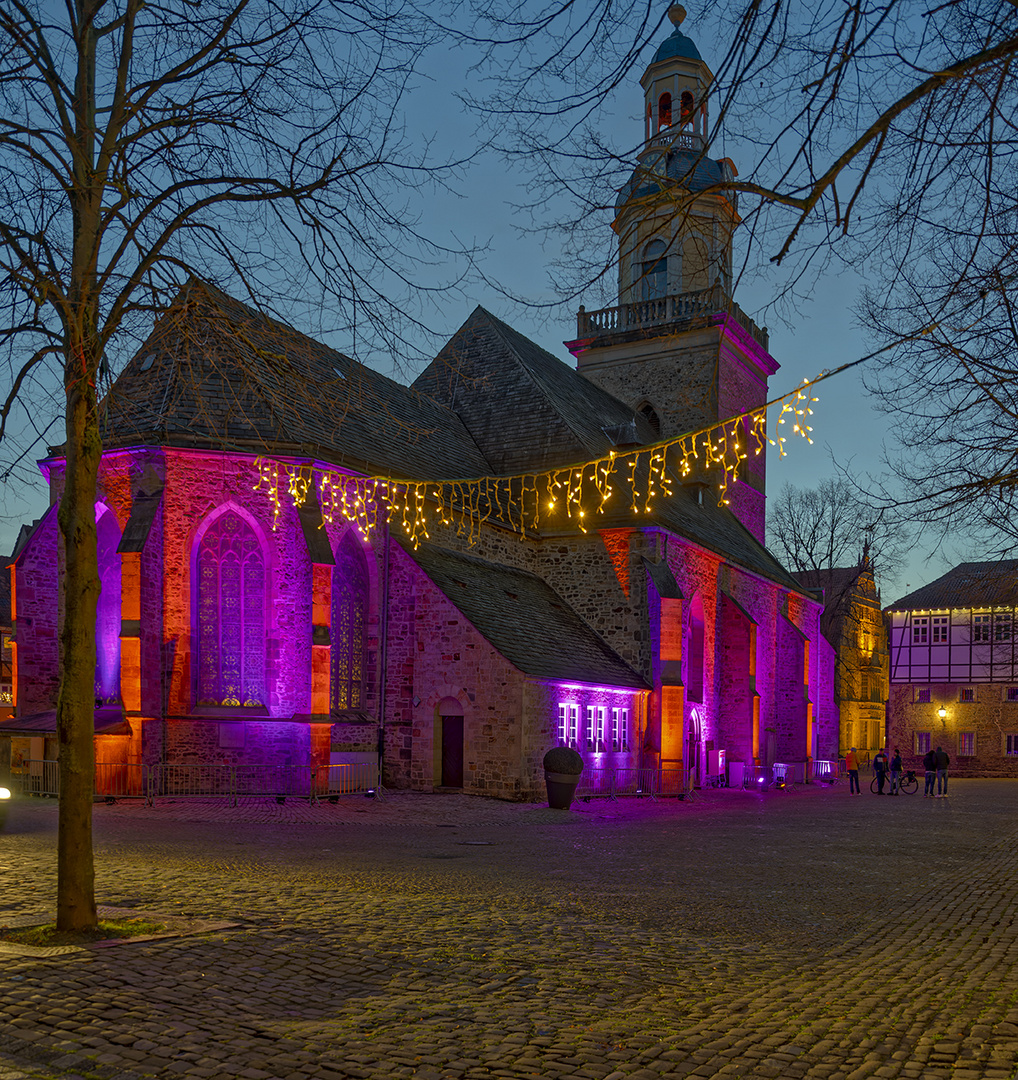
<box><xmin>687</xmin><ymin>705</ymin><xmax>703</xmax><ymax>790</ymax></box>
<box><xmin>437</xmin><ymin>697</ymin><xmax>464</xmax><ymax>788</ymax></box>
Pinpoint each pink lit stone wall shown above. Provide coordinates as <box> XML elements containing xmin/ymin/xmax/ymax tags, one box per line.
<box><xmin>12</xmin><ymin>506</ymin><xmax>60</xmax><ymax>716</ymax></box>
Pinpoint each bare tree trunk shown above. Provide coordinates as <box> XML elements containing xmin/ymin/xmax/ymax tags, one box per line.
<box><xmin>55</xmin><ymin>343</ymin><xmax>101</xmax><ymax>932</ymax></box>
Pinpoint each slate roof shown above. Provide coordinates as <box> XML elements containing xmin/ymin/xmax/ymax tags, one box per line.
<box><xmin>0</xmin><ymin>707</ymin><xmax>130</xmax><ymax>737</ymax></box>
<box><xmin>403</xmin><ymin>540</ymin><xmax>650</xmax><ymax>690</ymax></box>
<box><xmin>886</xmin><ymin>561</ymin><xmax>1018</xmax><ymax>612</ymax></box>
<box><xmin>413</xmin><ymin>307</ymin><xmax>658</xmax><ymax>474</ymax></box>
<box><xmin>617</xmin><ymin>149</ymin><xmax>729</xmax><ymax>210</ymax></box>
<box><xmin>96</xmin><ymin>279</ymin><xmax>491</xmax><ymax>480</ymax></box>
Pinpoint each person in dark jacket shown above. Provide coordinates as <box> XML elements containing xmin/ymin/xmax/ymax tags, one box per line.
<box><xmin>872</xmin><ymin>747</ymin><xmax>889</xmax><ymax>794</ymax></box>
<box><xmin>889</xmin><ymin>748</ymin><xmax>902</xmax><ymax>795</ymax></box>
<box><xmin>935</xmin><ymin>746</ymin><xmax>950</xmax><ymax>797</ymax></box>
<box><xmin>923</xmin><ymin>747</ymin><xmax>937</xmax><ymax>797</ymax></box>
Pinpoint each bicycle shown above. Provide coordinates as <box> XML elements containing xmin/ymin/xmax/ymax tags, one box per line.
<box><xmin>870</xmin><ymin>769</ymin><xmax>919</xmax><ymax>795</ymax></box>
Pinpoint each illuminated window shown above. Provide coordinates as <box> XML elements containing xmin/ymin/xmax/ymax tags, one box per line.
<box><xmin>680</xmin><ymin>90</ymin><xmax>694</xmax><ymax>125</ymax></box>
<box><xmin>196</xmin><ymin>512</ymin><xmax>265</xmax><ymax>708</ymax></box>
<box><xmin>568</xmin><ymin>704</ymin><xmax>579</xmax><ymax>747</ymax></box>
<box><xmin>595</xmin><ymin>707</ymin><xmax>606</xmax><ymax>751</ymax></box>
<box><xmin>657</xmin><ymin>92</ymin><xmax>672</xmax><ymax>129</ymax></box>
<box><xmin>960</xmin><ymin>687</ymin><xmax>975</xmax><ymax>703</ymax></box>
<box><xmin>585</xmin><ymin>705</ymin><xmax>596</xmax><ymax>750</ymax></box>
<box><xmin>915</xmin><ymin>687</ymin><xmax>931</xmax><ymax>704</ymax></box>
<box><xmin>915</xmin><ymin>731</ymin><xmax>931</xmax><ymax>755</ymax></box>
<box><xmin>912</xmin><ymin>618</ymin><xmax>928</xmax><ymax>644</ymax></box>
<box><xmin>557</xmin><ymin>704</ymin><xmax>568</xmax><ymax>746</ymax></box>
<box><xmin>931</xmin><ymin>616</ymin><xmax>949</xmax><ymax>643</ymax></box>
<box><xmin>1006</xmin><ymin>734</ymin><xmax>1018</xmax><ymax>755</ymax></box>
<box><xmin>995</xmin><ymin>613</ymin><xmax>1012</xmax><ymax>641</ymax></box>
<box><xmin>959</xmin><ymin>732</ymin><xmax>975</xmax><ymax>756</ymax></box>
<box><xmin>612</xmin><ymin>707</ymin><xmax>630</xmax><ymax>751</ymax></box>
<box><xmin>332</xmin><ymin>535</ymin><xmax>369</xmax><ymax>711</ymax></box>
<box><xmin>640</xmin><ymin>240</ymin><xmax>668</xmax><ymax>301</ymax></box>
<box><xmin>973</xmin><ymin>613</ymin><xmax>991</xmax><ymax>642</ymax></box>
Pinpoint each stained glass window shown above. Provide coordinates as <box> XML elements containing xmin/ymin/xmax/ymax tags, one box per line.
<box><xmin>196</xmin><ymin>512</ymin><xmax>265</xmax><ymax>707</ymax></box>
<box><xmin>333</xmin><ymin>535</ymin><xmax>368</xmax><ymax>711</ymax></box>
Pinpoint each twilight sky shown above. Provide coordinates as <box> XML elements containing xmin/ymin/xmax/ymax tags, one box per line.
<box><xmin>0</xmin><ymin>7</ymin><xmax>960</xmax><ymax>602</ymax></box>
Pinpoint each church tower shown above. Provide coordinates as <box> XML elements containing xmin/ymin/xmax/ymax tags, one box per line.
<box><xmin>567</xmin><ymin>4</ymin><xmax>777</xmax><ymax>544</ymax></box>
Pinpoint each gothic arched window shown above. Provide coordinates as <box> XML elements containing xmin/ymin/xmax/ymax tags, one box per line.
<box><xmin>641</xmin><ymin>239</ymin><xmax>668</xmax><ymax>300</ymax></box>
<box><xmin>333</xmin><ymin>535</ymin><xmax>369</xmax><ymax>711</ymax></box>
<box><xmin>658</xmin><ymin>93</ymin><xmax>672</xmax><ymax>130</ymax></box>
<box><xmin>680</xmin><ymin>90</ymin><xmax>695</xmax><ymax>125</ymax></box>
<box><xmin>196</xmin><ymin>511</ymin><xmax>266</xmax><ymax>707</ymax></box>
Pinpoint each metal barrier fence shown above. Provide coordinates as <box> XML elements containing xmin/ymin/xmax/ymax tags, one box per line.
<box><xmin>574</xmin><ymin>766</ymin><xmax>688</xmax><ymax>800</ymax></box>
<box><xmin>10</xmin><ymin>759</ymin><xmax>378</xmax><ymax>806</ymax></box>
<box><xmin>811</xmin><ymin>759</ymin><xmax>838</xmax><ymax>783</ymax></box>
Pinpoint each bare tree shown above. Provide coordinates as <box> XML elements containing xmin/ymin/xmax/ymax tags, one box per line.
<box><xmin>0</xmin><ymin>0</ymin><xmax>476</xmax><ymax>931</ymax></box>
<box><xmin>768</xmin><ymin>477</ymin><xmax>908</xmax><ymax>583</ymax></box>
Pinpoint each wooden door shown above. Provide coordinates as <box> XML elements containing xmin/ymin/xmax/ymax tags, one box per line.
<box><xmin>441</xmin><ymin>716</ymin><xmax>464</xmax><ymax>788</ymax></box>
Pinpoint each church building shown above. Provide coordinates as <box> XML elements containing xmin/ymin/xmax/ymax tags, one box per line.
<box><xmin>3</xmin><ymin>8</ymin><xmax>838</xmax><ymax>800</ymax></box>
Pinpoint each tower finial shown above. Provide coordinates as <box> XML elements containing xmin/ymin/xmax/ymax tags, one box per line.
<box><xmin>668</xmin><ymin>4</ymin><xmax>687</xmax><ymax>27</ymax></box>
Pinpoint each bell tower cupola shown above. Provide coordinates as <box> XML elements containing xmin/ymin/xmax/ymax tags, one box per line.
<box><xmin>642</xmin><ymin>5</ymin><xmax>711</xmax><ymax>147</ymax></box>
<box><xmin>566</xmin><ymin>6</ymin><xmax>779</xmax><ymax>545</ymax></box>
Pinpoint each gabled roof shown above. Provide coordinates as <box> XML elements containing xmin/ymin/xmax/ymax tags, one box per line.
<box><xmin>886</xmin><ymin>561</ymin><xmax>1018</xmax><ymax>612</ymax></box>
<box><xmin>403</xmin><ymin>540</ymin><xmax>650</xmax><ymax>690</ymax></box>
<box><xmin>413</xmin><ymin>307</ymin><xmax>658</xmax><ymax>474</ymax></box>
<box><xmin>94</xmin><ymin>280</ymin><xmax>491</xmax><ymax>481</ymax></box>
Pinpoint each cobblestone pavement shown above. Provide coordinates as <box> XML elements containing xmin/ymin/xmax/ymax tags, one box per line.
<box><xmin>3</xmin><ymin>781</ymin><xmax>1018</xmax><ymax>1080</ymax></box>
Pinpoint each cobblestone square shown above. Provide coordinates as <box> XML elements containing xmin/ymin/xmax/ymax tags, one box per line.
<box><xmin>2</xmin><ymin>781</ymin><xmax>1017</xmax><ymax>1080</ymax></box>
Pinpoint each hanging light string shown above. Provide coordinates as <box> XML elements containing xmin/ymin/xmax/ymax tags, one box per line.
<box><xmin>253</xmin><ymin>355</ymin><xmax>873</xmax><ymax>547</ymax></box>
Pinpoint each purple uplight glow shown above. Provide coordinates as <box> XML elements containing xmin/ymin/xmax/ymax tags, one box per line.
<box><xmin>95</xmin><ymin>507</ymin><xmax>122</xmax><ymax>702</ymax></box>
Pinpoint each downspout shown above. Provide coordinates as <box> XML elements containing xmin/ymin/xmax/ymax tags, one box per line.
<box><xmin>375</xmin><ymin>523</ymin><xmax>390</xmax><ymax>793</ymax></box>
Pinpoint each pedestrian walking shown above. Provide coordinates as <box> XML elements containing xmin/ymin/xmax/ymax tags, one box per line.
<box><xmin>845</xmin><ymin>746</ymin><xmax>861</xmax><ymax>795</ymax></box>
<box><xmin>923</xmin><ymin>746</ymin><xmax>937</xmax><ymax>796</ymax></box>
<box><xmin>935</xmin><ymin>745</ymin><xmax>950</xmax><ymax>797</ymax></box>
<box><xmin>889</xmin><ymin>747</ymin><xmax>902</xmax><ymax>795</ymax></box>
<box><xmin>873</xmin><ymin>746</ymin><xmax>889</xmax><ymax>794</ymax></box>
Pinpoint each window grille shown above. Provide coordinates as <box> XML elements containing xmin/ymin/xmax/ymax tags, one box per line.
<box><xmin>915</xmin><ymin>732</ymin><xmax>931</xmax><ymax>755</ymax></box>
<box><xmin>960</xmin><ymin>687</ymin><xmax>975</xmax><ymax>702</ymax></box>
<box><xmin>959</xmin><ymin>732</ymin><xmax>975</xmax><ymax>756</ymax></box>
<box><xmin>1007</xmin><ymin>688</ymin><xmax>1018</xmax><ymax>703</ymax></box>
<box><xmin>585</xmin><ymin>706</ymin><xmax>596</xmax><ymax>750</ymax></box>
<box><xmin>333</xmin><ymin>536</ymin><xmax>368</xmax><ymax>710</ymax></box>
<box><xmin>1006</xmin><ymin>734</ymin><xmax>1018</xmax><ymax>756</ymax></box>
<box><xmin>196</xmin><ymin>512</ymin><xmax>265</xmax><ymax>707</ymax></box>
<box><xmin>915</xmin><ymin>687</ymin><xmax>931</xmax><ymax>704</ymax></box>
<box><xmin>568</xmin><ymin>705</ymin><xmax>579</xmax><ymax>747</ymax></box>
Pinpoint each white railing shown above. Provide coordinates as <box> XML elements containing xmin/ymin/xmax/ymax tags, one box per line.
<box><xmin>576</xmin><ymin>288</ymin><xmax>768</xmax><ymax>350</ymax></box>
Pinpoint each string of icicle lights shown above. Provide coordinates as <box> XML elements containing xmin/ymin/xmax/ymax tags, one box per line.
<box><xmin>253</xmin><ymin>375</ymin><xmax>823</xmax><ymax>547</ymax></box>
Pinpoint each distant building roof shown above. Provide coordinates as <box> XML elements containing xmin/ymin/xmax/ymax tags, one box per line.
<box><xmin>404</xmin><ymin>540</ymin><xmax>650</xmax><ymax>690</ymax></box>
<box><xmin>886</xmin><ymin>561</ymin><xmax>1018</xmax><ymax>611</ymax></box>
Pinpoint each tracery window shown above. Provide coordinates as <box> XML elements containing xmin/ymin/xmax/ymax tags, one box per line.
<box><xmin>333</xmin><ymin>535</ymin><xmax>369</xmax><ymax>710</ymax></box>
<box><xmin>196</xmin><ymin>512</ymin><xmax>265</xmax><ymax>707</ymax></box>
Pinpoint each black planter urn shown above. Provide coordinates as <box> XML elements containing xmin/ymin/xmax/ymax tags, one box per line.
<box><xmin>543</xmin><ymin>747</ymin><xmax>583</xmax><ymax>809</ymax></box>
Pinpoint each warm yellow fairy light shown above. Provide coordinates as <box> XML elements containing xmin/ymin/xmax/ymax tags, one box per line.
<box><xmin>252</xmin><ymin>374</ymin><xmax>825</xmax><ymax>545</ymax></box>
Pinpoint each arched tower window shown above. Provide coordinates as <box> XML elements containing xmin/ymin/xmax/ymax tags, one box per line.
<box><xmin>638</xmin><ymin>401</ymin><xmax>661</xmax><ymax>438</ymax></box>
<box><xmin>333</xmin><ymin>534</ymin><xmax>369</xmax><ymax>711</ymax></box>
<box><xmin>196</xmin><ymin>511</ymin><xmax>266</xmax><ymax>707</ymax></box>
<box><xmin>641</xmin><ymin>239</ymin><xmax>668</xmax><ymax>300</ymax></box>
<box><xmin>680</xmin><ymin>90</ymin><xmax>694</xmax><ymax>126</ymax></box>
<box><xmin>657</xmin><ymin>93</ymin><xmax>672</xmax><ymax>130</ymax></box>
